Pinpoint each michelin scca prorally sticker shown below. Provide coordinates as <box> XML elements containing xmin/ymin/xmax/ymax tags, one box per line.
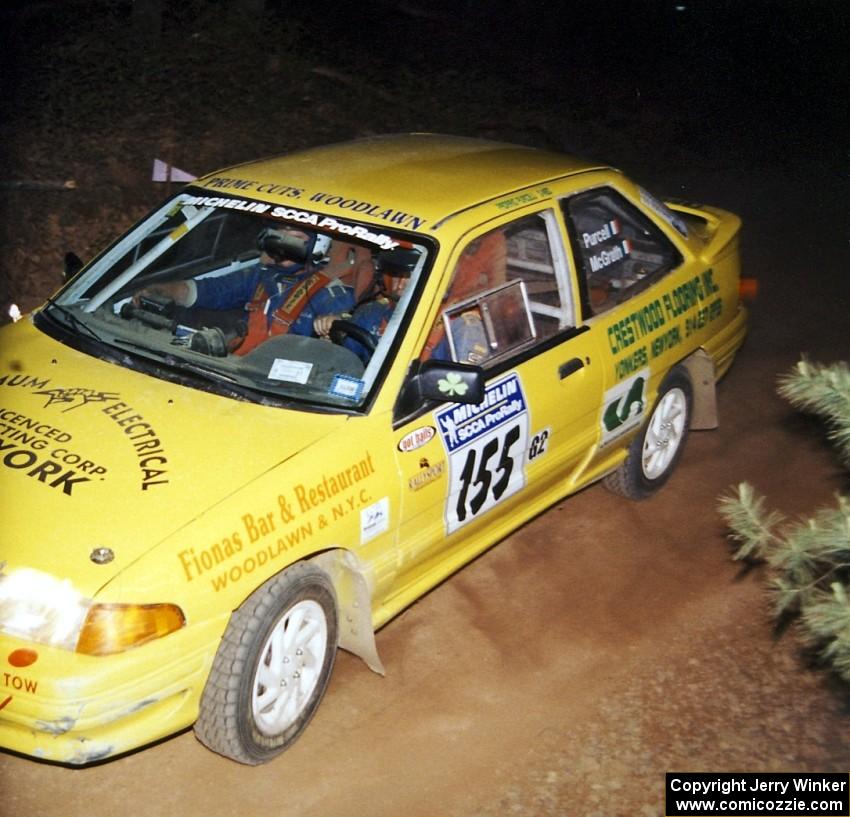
<box><xmin>435</xmin><ymin>372</ymin><xmax>528</xmax><ymax>534</ymax></box>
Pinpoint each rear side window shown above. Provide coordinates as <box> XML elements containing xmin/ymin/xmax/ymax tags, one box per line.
<box><xmin>561</xmin><ymin>187</ymin><xmax>682</xmax><ymax>318</ymax></box>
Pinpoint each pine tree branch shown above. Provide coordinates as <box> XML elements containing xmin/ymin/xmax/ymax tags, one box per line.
<box><xmin>719</xmin><ymin>358</ymin><xmax>850</xmax><ymax>683</ymax></box>
<box><xmin>779</xmin><ymin>359</ymin><xmax>850</xmax><ymax>466</ymax></box>
<box><xmin>718</xmin><ymin>482</ymin><xmax>784</xmax><ymax>561</ymax></box>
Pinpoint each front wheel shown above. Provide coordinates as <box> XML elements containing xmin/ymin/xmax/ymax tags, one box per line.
<box><xmin>604</xmin><ymin>368</ymin><xmax>692</xmax><ymax>500</ymax></box>
<box><xmin>194</xmin><ymin>562</ymin><xmax>338</xmax><ymax>764</ymax></box>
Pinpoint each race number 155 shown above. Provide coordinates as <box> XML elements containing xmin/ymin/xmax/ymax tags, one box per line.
<box><xmin>450</xmin><ymin>422</ymin><xmax>526</xmax><ymax>530</ymax></box>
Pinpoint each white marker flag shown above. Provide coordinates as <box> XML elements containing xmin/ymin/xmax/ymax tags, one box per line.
<box><xmin>152</xmin><ymin>159</ymin><xmax>197</xmax><ymax>182</ymax></box>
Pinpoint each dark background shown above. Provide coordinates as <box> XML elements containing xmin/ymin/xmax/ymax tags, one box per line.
<box><xmin>1</xmin><ymin>0</ymin><xmax>847</xmax><ymax>314</ymax></box>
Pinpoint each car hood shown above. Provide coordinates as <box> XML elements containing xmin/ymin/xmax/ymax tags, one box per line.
<box><xmin>0</xmin><ymin>319</ymin><xmax>345</xmax><ymax>596</ymax></box>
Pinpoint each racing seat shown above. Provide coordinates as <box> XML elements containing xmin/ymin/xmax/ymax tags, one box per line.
<box><xmin>422</xmin><ymin>229</ymin><xmax>507</xmax><ymax>359</ymax></box>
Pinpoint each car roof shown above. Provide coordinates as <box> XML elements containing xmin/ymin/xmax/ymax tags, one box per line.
<box><xmin>195</xmin><ymin>134</ymin><xmax>609</xmax><ymax>232</ymax></box>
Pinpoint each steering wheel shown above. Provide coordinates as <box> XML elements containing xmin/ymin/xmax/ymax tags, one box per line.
<box><xmin>328</xmin><ymin>319</ymin><xmax>377</xmax><ymax>354</ymax></box>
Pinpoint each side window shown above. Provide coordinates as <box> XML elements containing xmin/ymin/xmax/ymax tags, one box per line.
<box><xmin>422</xmin><ymin>211</ymin><xmax>572</xmax><ymax>366</ymax></box>
<box><xmin>562</xmin><ymin>187</ymin><xmax>682</xmax><ymax>317</ymax></box>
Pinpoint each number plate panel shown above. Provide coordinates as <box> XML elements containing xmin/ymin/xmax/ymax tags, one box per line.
<box><xmin>435</xmin><ymin>372</ymin><xmax>529</xmax><ymax>533</ymax></box>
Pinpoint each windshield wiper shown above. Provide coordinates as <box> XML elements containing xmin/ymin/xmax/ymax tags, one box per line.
<box><xmin>110</xmin><ymin>337</ymin><xmax>243</xmax><ymax>384</ymax></box>
<box><xmin>42</xmin><ymin>298</ymin><xmax>105</xmax><ymax>344</ymax></box>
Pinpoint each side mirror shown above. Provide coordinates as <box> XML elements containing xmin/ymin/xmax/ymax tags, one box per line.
<box><xmin>63</xmin><ymin>252</ymin><xmax>84</xmax><ymax>281</ymax></box>
<box><xmin>394</xmin><ymin>359</ymin><xmax>485</xmax><ymax>423</ymax></box>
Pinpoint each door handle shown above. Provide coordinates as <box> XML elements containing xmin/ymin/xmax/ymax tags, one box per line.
<box><xmin>559</xmin><ymin>357</ymin><xmax>586</xmax><ymax>379</ymax></box>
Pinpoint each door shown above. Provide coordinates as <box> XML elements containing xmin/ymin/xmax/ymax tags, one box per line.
<box><xmin>388</xmin><ymin>208</ymin><xmax>605</xmax><ymax>598</ymax></box>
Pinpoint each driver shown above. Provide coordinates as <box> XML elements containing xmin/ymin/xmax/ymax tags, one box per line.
<box><xmin>134</xmin><ymin>226</ymin><xmax>354</xmax><ymax>356</ymax></box>
<box><xmin>312</xmin><ymin>260</ymin><xmax>409</xmax><ymax>363</ymax></box>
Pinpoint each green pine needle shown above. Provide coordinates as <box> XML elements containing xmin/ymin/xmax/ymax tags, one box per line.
<box><xmin>779</xmin><ymin>359</ymin><xmax>850</xmax><ymax>466</ymax></box>
<box><xmin>718</xmin><ymin>482</ymin><xmax>784</xmax><ymax>561</ymax></box>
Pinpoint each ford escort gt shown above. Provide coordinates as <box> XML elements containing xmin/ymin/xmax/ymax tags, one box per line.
<box><xmin>0</xmin><ymin>134</ymin><xmax>748</xmax><ymax>764</ymax></box>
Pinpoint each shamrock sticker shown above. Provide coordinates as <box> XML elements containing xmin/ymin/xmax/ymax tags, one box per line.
<box><xmin>438</xmin><ymin>372</ymin><xmax>468</xmax><ymax>397</ymax></box>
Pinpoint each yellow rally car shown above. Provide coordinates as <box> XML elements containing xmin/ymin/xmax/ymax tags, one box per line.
<box><xmin>0</xmin><ymin>134</ymin><xmax>747</xmax><ymax>764</ymax></box>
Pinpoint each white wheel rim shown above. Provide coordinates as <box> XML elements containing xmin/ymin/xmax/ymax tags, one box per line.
<box><xmin>641</xmin><ymin>387</ymin><xmax>687</xmax><ymax>480</ymax></box>
<box><xmin>252</xmin><ymin>599</ymin><xmax>328</xmax><ymax>736</ymax></box>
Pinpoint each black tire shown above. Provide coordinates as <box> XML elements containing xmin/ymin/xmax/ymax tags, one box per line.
<box><xmin>603</xmin><ymin>367</ymin><xmax>693</xmax><ymax>500</ymax></box>
<box><xmin>194</xmin><ymin>562</ymin><xmax>338</xmax><ymax>764</ymax></box>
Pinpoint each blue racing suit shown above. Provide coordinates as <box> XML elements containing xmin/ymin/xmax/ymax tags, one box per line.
<box><xmin>192</xmin><ymin>262</ymin><xmax>354</xmax><ymax>337</ymax></box>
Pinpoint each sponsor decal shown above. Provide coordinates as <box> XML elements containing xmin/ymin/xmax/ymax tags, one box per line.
<box><xmin>30</xmin><ymin>385</ymin><xmax>119</xmax><ymax>412</ymax></box>
<box><xmin>180</xmin><ymin>453</ymin><xmax>377</xmax><ymax>591</ymax></box>
<box><xmin>100</xmin><ymin>400</ymin><xmax>168</xmax><ymax>490</ymax></box>
<box><xmin>684</xmin><ymin>297</ymin><xmax>722</xmax><ymax>337</ymax></box>
<box><xmin>308</xmin><ymin>191</ymin><xmax>426</xmax><ymax>231</ymax></box>
<box><xmin>408</xmin><ymin>458</ymin><xmax>445</xmax><ymax>491</ymax></box>
<box><xmin>182</xmin><ymin>194</ymin><xmax>272</xmax><ymax>214</ymax></box>
<box><xmin>494</xmin><ymin>186</ymin><xmax>553</xmax><ymax>212</ymax></box>
<box><xmin>607</xmin><ymin>298</ymin><xmax>667</xmax><ymax>355</ymax></box>
<box><xmin>185</xmin><ymin>195</ymin><xmax>402</xmax><ymax>249</ymax></box>
<box><xmin>398</xmin><ymin>425</ymin><xmax>436</xmax><ymax>453</ymax></box>
<box><xmin>0</xmin><ymin>375</ymin><xmax>169</xmax><ymax>492</ymax></box>
<box><xmin>614</xmin><ymin>345</ymin><xmax>649</xmax><ymax>382</ymax></box>
<box><xmin>436</xmin><ymin>373</ymin><xmax>526</xmax><ymax>453</ymax></box>
<box><xmin>314</xmin><ymin>216</ymin><xmax>399</xmax><ymax>251</ymax></box>
<box><xmin>601</xmin><ymin>369</ymin><xmax>648</xmax><ymax>446</ymax></box>
<box><xmin>255</xmin><ymin>183</ymin><xmax>304</xmax><ymax>197</ymax></box>
<box><xmin>435</xmin><ymin>372</ymin><xmax>529</xmax><ymax>533</ymax></box>
<box><xmin>437</xmin><ymin>373</ymin><xmax>469</xmax><ymax>398</ymax></box>
<box><xmin>662</xmin><ymin>269</ymin><xmax>720</xmax><ymax>318</ymax></box>
<box><xmin>650</xmin><ymin>326</ymin><xmax>683</xmax><ymax>357</ymax></box>
<box><xmin>293</xmin><ymin>453</ymin><xmax>375</xmax><ymax>512</ymax></box>
<box><xmin>606</xmin><ymin>269</ymin><xmax>723</xmax><ymax>381</ymax></box>
<box><xmin>267</xmin><ymin>207</ymin><xmax>321</xmax><ymax>226</ymax></box>
<box><xmin>528</xmin><ymin>428</ymin><xmax>550</xmax><ymax>461</ymax></box>
<box><xmin>607</xmin><ymin>269</ymin><xmax>721</xmax><ymax>354</ymax></box>
<box><xmin>0</xmin><ymin>406</ymin><xmax>107</xmax><ymax>496</ymax></box>
<box><xmin>361</xmin><ymin>497</ymin><xmax>390</xmax><ymax>544</ymax></box>
<box><xmin>203</xmin><ymin>176</ymin><xmax>259</xmax><ymax>191</ymax></box>
<box><xmin>202</xmin><ymin>176</ymin><xmax>305</xmax><ymax>199</ymax></box>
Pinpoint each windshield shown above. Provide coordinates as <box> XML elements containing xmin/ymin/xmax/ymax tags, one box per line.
<box><xmin>44</xmin><ymin>190</ymin><xmax>432</xmax><ymax>410</ymax></box>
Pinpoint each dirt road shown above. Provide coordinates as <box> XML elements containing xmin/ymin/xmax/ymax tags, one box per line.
<box><xmin>1</xmin><ymin>152</ymin><xmax>847</xmax><ymax>815</ymax></box>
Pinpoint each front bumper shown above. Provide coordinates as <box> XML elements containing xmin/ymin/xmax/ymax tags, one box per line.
<box><xmin>0</xmin><ymin>615</ymin><xmax>226</xmax><ymax>764</ymax></box>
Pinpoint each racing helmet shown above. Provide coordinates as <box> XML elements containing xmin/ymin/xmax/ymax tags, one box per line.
<box><xmin>257</xmin><ymin>227</ymin><xmax>332</xmax><ymax>265</ymax></box>
<box><xmin>360</xmin><ymin>246</ymin><xmax>420</xmax><ymax>302</ymax></box>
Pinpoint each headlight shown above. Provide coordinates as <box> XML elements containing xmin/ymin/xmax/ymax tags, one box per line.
<box><xmin>0</xmin><ymin>568</ymin><xmax>184</xmax><ymax>655</ymax></box>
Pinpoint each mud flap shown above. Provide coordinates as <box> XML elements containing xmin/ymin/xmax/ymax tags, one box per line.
<box><xmin>310</xmin><ymin>550</ymin><xmax>385</xmax><ymax>675</ymax></box>
<box><xmin>681</xmin><ymin>348</ymin><xmax>718</xmax><ymax>430</ymax></box>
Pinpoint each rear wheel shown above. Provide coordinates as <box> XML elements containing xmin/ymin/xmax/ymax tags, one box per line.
<box><xmin>194</xmin><ymin>562</ymin><xmax>338</xmax><ymax>764</ymax></box>
<box><xmin>604</xmin><ymin>368</ymin><xmax>692</xmax><ymax>500</ymax></box>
